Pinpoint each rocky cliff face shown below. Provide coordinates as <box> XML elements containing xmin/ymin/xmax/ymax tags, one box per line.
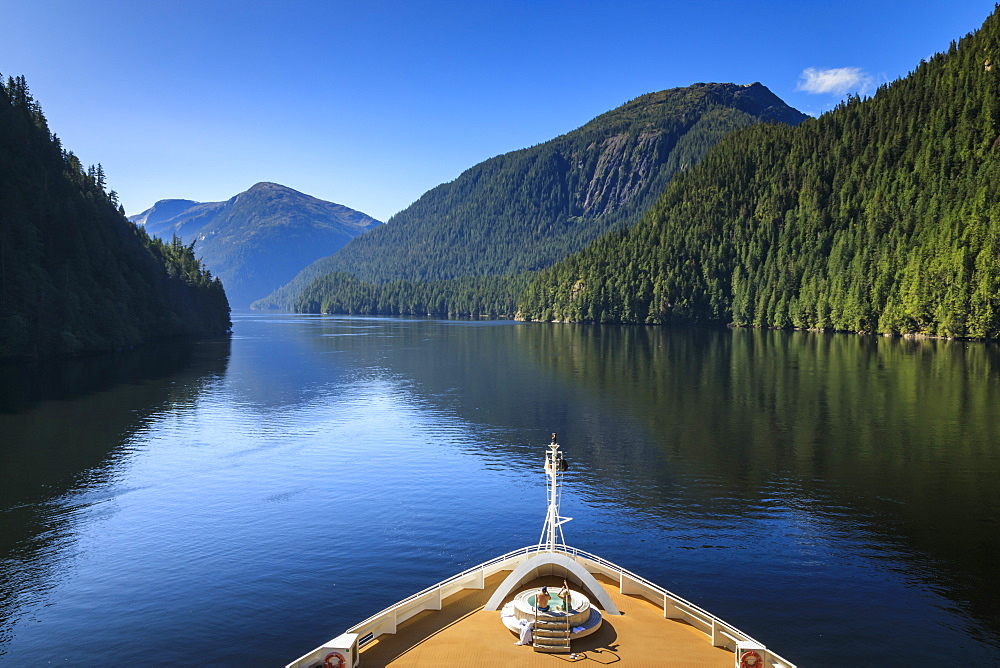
<box><xmin>569</xmin><ymin>83</ymin><xmax>808</xmax><ymax>219</ymax></box>
<box><xmin>260</xmin><ymin>82</ymin><xmax>807</xmax><ymax>309</ymax></box>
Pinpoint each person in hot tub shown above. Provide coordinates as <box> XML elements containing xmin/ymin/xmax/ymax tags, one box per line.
<box><xmin>558</xmin><ymin>579</ymin><xmax>572</xmax><ymax>611</ymax></box>
<box><xmin>537</xmin><ymin>587</ymin><xmax>551</xmax><ymax>611</ymax></box>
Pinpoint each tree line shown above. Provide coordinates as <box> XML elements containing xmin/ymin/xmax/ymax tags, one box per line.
<box><xmin>0</xmin><ymin>75</ymin><xmax>230</xmax><ymax>358</ymax></box>
<box><xmin>260</xmin><ymin>83</ymin><xmax>806</xmax><ymax>312</ymax></box>
<box><xmin>518</xmin><ymin>8</ymin><xmax>1000</xmax><ymax>339</ymax></box>
<box><xmin>293</xmin><ymin>272</ymin><xmax>533</xmax><ymax>318</ymax></box>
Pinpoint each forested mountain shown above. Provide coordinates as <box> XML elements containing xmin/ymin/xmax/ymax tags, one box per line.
<box><xmin>260</xmin><ymin>83</ymin><xmax>808</xmax><ymax>312</ymax></box>
<box><xmin>290</xmin><ymin>272</ymin><xmax>534</xmax><ymax>318</ymax></box>
<box><xmin>131</xmin><ymin>182</ymin><xmax>381</xmax><ymax>306</ymax></box>
<box><xmin>0</xmin><ymin>75</ymin><xmax>230</xmax><ymax>359</ymax></box>
<box><xmin>518</xmin><ymin>8</ymin><xmax>1000</xmax><ymax>339</ymax></box>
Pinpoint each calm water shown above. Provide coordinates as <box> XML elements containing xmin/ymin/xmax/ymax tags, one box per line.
<box><xmin>2</xmin><ymin>314</ymin><xmax>999</xmax><ymax>666</ymax></box>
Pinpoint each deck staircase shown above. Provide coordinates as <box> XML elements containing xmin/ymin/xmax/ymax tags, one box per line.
<box><xmin>532</xmin><ymin>615</ymin><xmax>571</xmax><ymax>653</ymax></box>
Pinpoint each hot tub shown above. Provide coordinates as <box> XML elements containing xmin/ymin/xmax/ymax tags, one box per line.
<box><xmin>512</xmin><ymin>588</ymin><xmax>592</xmax><ymax>627</ymax></box>
<box><xmin>500</xmin><ymin>587</ymin><xmax>603</xmax><ymax>639</ymax></box>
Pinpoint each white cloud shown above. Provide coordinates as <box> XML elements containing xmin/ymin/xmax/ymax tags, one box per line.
<box><xmin>797</xmin><ymin>67</ymin><xmax>874</xmax><ymax>96</ymax></box>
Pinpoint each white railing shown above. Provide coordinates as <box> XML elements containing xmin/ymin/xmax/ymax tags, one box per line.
<box><xmin>554</xmin><ymin>544</ymin><xmax>796</xmax><ymax>668</ymax></box>
<box><xmin>337</xmin><ymin>543</ymin><xmax>794</xmax><ymax>668</ymax></box>
<box><xmin>346</xmin><ymin>545</ymin><xmax>541</xmax><ymax>642</ymax></box>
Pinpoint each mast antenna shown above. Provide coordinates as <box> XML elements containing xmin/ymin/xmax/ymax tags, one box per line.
<box><xmin>539</xmin><ymin>433</ymin><xmax>572</xmax><ymax>550</ymax></box>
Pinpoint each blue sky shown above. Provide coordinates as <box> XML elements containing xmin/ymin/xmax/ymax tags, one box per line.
<box><xmin>2</xmin><ymin>1</ymin><xmax>995</xmax><ymax>222</ymax></box>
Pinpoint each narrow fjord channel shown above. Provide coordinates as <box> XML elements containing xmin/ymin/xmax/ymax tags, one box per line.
<box><xmin>2</xmin><ymin>313</ymin><xmax>998</xmax><ymax>665</ymax></box>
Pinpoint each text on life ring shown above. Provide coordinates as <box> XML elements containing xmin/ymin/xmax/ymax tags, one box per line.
<box><xmin>740</xmin><ymin>650</ymin><xmax>763</xmax><ymax>668</ymax></box>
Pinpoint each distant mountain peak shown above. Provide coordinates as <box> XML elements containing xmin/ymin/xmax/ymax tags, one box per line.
<box><xmin>670</xmin><ymin>82</ymin><xmax>807</xmax><ymax>125</ymax></box>
<box><xmin>129</xmin><ymin>183</ymin><xmax>382</xmax><ymax>306</ymax></box>
<box><xmin>245</xmin><ymin>181</ymin><xmax>293</xmax><ymax>194</ymax></box>
<box><xmin>258</xmin><ymin>81</ymin><xmax>808</xmax><ymax>312</ymax></box>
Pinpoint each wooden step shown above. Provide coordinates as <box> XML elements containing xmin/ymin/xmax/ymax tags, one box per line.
<box><xmin>533</xmin><ymin>628</ymin><xmax>571</xmax><ymax>638</ymax></box>
<box><xmin>533</xmin><ymin>619</ymin><xmax>569</xmax><ymax>628</ymax></box>
<box><xmin>533</xmin><ymin>642</ymin><xmax>571</xmax><ymax>654</ymax></box>
<box><xmin>533</xmin><ymin>621</ymin><xmax>571</xmax><ymax>654</ymax></box>
<box><xmin>532</xmin><ymin>611</ymin><xmax>570</xmax><ymax>653</ymax></box>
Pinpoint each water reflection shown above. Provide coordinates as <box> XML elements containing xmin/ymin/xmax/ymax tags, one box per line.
<box><xmin>303</xmin><ymin>319</ymin><xmax>1000</xmax><ymax>650</ymax></box>
<box><xmin>1</xmin><ymin>316</ymin><xmax>998</xmax><ymax>665</ymax></box>
<box><xmin>0</xmin><ymin>339</ymin><xmax>230</xmax><ymax>649</ymax></box>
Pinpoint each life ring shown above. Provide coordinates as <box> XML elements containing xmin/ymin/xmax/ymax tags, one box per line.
<box><xmin>324</xmin><ymin>651</ymin><xmax>347</xmax><ymax>668</ymax></box>
<box><xmin>740</xmin><ymin>650</ymin><xmax>763</xmax><ymax>668</ymax></box>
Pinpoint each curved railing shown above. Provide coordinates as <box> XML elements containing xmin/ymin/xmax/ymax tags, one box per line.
<box><xmin>339</xmin><ymin>543</ymin><xmax>794</xmax><ymax>668</ymax></box>
<box><xmin>347</xmin><ymin>544</ymin><xmax>541</xmax><ymax>638</ymax></box>
<box><xmin>554</xmin><ymin>544</ymin><xmax>795</xmax><ymax>667</ymax></box>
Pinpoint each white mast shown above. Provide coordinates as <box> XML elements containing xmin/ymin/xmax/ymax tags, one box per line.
<box><xmin>539</xmin><ymin>433</ymin><xmax>572</xmax><ymax>551</ymax></box>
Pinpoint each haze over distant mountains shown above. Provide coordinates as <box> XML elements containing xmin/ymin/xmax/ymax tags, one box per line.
<box><xmin>131</xmin><ymin>182</ymin><xmax>382</xmax><ymax>306</ymax></box>
<box><xmin>260</xmin><ymin>82</ymin><xmax>808</xmax><ymax>313</ymax></box>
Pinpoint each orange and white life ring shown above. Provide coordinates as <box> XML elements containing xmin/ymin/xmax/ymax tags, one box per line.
<box><xmin>740</xmin><ymin>650</ymin><xmax>763</xmax><ymax>668</ymax></box>
<box><xmin>324</xmin><ymin>651</ymin><xmax>347</xmax><ymax>668</ymax></box>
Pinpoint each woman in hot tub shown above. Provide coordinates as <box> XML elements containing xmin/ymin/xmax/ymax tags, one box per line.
<box><xmin>558</xmin><ymin>579</ymin><xmax>572</xmax><ymax>611</ymax></box>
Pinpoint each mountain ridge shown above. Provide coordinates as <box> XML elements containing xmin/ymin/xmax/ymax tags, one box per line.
<box><xmin>260</xmin><ymin>82</ymin><xmax>808</xmax><ymax>312</ymax></box>
<box><xmin>131</xmin><ymin>182</ymin><xmax>382</xmax><ymax>306</ymax></box>
<box><xmin>517</xmin><ymin>8</ymin><xmax>1000</xmax><ymax>339</ymax></box>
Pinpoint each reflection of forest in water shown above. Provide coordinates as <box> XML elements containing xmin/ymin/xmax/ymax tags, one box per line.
<box><xmin>299</xmin><ymin>319</ymin><xmax>1000</xmax><ymax>638</ymax></box>
<box><xmin>0</xmin><ymin>339</ymin><xmax>231</xmax><ymax>644</ymax></box>
<box><xmin>0</xmin><ymin>314</ymin><xmax>1000</xmax><ymax>663</ymax></box>
<box><xmin>3</xmin><ymin>316</ymin><xmax>997</xmax><ymax>655</ymax></box>
<box><xmin>556</xmin><ymin>326</ymin><xmax>1000</xmax><ymax>640</ymax></box>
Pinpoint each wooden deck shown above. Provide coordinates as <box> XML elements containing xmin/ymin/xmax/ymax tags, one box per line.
<box><xmin>357</xmin><ymin>572</ymin><xmax>735</xmax><ymax>667</ymax></box>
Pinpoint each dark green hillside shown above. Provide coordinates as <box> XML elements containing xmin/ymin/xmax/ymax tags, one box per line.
<box><xmin>519</xmin><ymin>8</ymin><xmax>1000</xmax><ymax>339</ymax></box>
<box><xmin>0</xmin><ymin>75</ymin><xmax>230</xmax><ymax>359</ymax></box>
<box><xmin>293</xmin><ymin>272</ymin><xmax>532</xmax><ymax>318</ymax></box>
<box><xmin>131</xmin><ymin>182</ymin><xmax>382</xmax><ymax>307</ymax></box>
<box><xmin>259</xmin><ymin>83</ymin><xmax>808</xmax><ymax>312</ymax></box>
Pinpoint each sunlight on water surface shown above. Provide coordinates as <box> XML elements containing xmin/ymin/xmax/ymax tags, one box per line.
<box><xmin>1</xmin><ymin>314</ymin><xmax>998</xmax><ymax>664</ymax></box>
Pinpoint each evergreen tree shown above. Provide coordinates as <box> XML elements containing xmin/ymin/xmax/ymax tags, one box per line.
<box><xmin>260</xmin><ymin>83</ymin><xmax>808</xmax><ymax>314</ymax></box>
<box><xmin>0</xmin><ymin>74</ymin><xmax>231</xmax><ymax>358</ymax></box>
<box><xmin>518</xmin><ymin>7</ymin><xmax>1000</xmax><ymax>340</ymax></box>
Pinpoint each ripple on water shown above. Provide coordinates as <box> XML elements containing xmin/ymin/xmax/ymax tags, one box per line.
<box><xmin>2</xmin><ymin>318</ymin><xmax>1000</xmax><ymax>665</ymax></box>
